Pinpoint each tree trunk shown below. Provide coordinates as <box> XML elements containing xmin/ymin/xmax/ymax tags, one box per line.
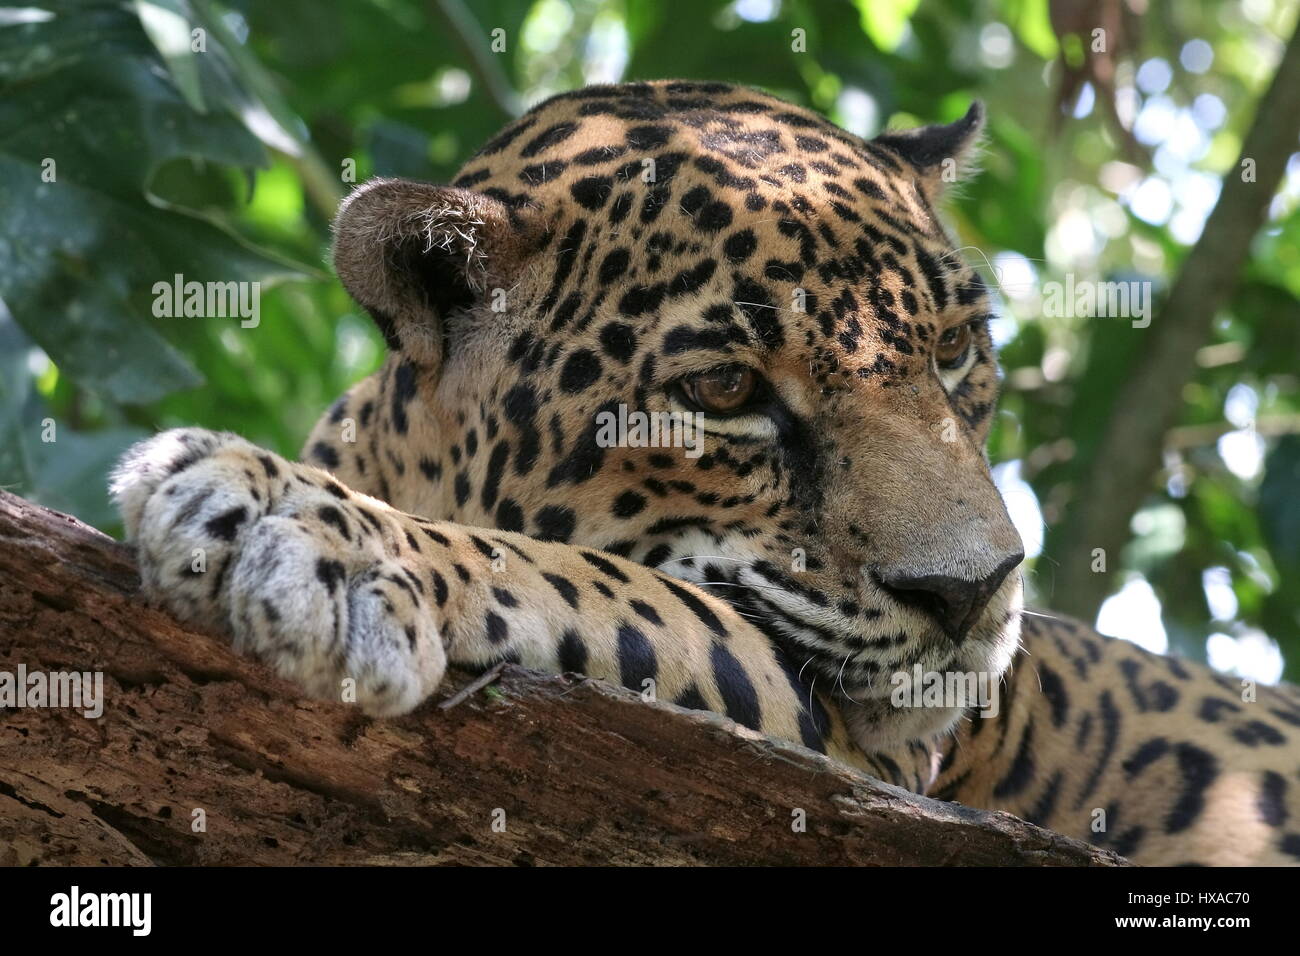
<box><xmin>0</xmin><ymin>490</ymin><xmax>1126</xmax><ymax>866</ymax></box>
<box><xmin>1048</xmin><ymin>18</ymin><xmax>1300</xmax><ymax>620</ymax></box>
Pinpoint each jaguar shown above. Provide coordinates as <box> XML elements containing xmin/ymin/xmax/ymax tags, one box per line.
<box><xmin>111</xmin><ymin>80</ymin><xmax>1300</xmax><ymax>865</ymax></box>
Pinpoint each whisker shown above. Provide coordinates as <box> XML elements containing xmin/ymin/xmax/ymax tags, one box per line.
<box><xmin>835</xmin><ymin>653</ymin><xmax>868</xmax><ymax>704</ymax></box>
<box><xmin>687</xmin><ymin>581</ymin><xmax>790</xmax><ymax>593</ymax></box>
<box><xmin>798</xmin><ymin>655</ymin><xmax>815</xmax><ymax>682</ymax></box>
<box><xmin>1019</xmin><ymin>608</ymin><xmax>1065</xmax><ymax>623</ymax></box>
<box><xmin>656</xmin><ymin>555</ymin><xmax>748</xmax><ymax>569</ymax></box>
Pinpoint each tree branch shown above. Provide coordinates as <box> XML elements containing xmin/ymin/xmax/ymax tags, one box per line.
<box><xmin>0</xmin><ymin>490</ymin><xmax>1126</xmax><ymax>866</ymax></box>
<box><xmin>427</xmin><ymin>0</ymin><xmax>523</xmax><ymax>120</ymax></box>
<box><xmin>1048</xmin><ymin>18</ymin><xmax>1300</xmax><ymax>620</ymax></box>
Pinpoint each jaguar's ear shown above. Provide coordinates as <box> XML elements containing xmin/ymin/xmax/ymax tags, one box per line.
<box><xmin>331</xmin><ymin>179</ymin><xmax>535</xmax><ymax>371</ymax></box>
<box><xmin>872</xmin><ymin>102</ymin><xmax>985</xmax><ymax>202</ymax></box>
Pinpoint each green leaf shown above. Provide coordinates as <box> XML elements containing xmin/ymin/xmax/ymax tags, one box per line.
<box><xmin>0</xmin><ymin>312</ymin><xmax>146</xmax><ymax>530</ymax></box>
<box><xmin>24</xmin><ymin>423</ymin><xmax>149</xmax><ymax>531</ymax></box>
<box><xmin>186</xmin><ymin>0</ymin><xmax>306</xmax><ymax>154</ymax></box>
<box><xmin>0</xmin><ymin>5</ymin><xmax>307</xmax><ymax>403</ymax></box>
<box><xmin>0</xmin><ymin>308</ymin><xmax>36</xmax><ymax>493</ymax></box>
<box><xmin>1002</xmin><ymin>0</ymin><xmax>1058</xmax><ymax>60</ymax></box>
<box><xmin>134</xmin><ymin>0</ymin><xmax>206</xmax><ymax>112</ymax></box>
<box><xmin>852</xmin><ymin>0</ymin><xmax>920</xmax><ymax>54</ymax></box>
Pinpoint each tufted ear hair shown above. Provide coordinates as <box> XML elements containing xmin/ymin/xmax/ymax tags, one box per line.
<box><xmin>331</xmin><ymin>178</ymin><xmax>535</xmax><ymax>371</ymax></box>
<box><xmin>872</xmin><ymin>102</ymin><xmax>985</xmax><ymax>202</ymax></box>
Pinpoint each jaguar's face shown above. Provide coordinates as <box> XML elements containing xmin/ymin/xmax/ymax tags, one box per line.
<box><xmin>332</xmin><ymin>81</ymin><xmax>1025</xmax><ymax>749</ymax></box>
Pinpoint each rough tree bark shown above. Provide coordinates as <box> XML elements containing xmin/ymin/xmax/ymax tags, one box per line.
<box><xmin>0</xmin><ymin>490</ymin><xmax>1126</xmax><ymax>866</ymax></box>
<box><xmin>1049</xmin><ymin>18</ymin><xmax>1300</xmax><ymax>620</ymax></box>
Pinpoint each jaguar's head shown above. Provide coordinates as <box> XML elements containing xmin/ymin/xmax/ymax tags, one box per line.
<box><xmin>331</xmin><ymin>81</ymin><xmax>1024</xmax><ymax>749</ymax></box>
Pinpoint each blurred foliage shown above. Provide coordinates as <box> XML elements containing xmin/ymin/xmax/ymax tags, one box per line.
<box><xmin>0</xmin><ymin>0</ymin><xmax>1296</xmax><ymax>679</ymax></box>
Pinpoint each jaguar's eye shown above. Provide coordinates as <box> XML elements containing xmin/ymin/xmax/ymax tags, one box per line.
<box><xmin>676</xmin><ymin>365</ymin><xmax>760</xmax><ymax>415</ymax></box>
<box><xmin>935</xmin><ymin>323</ymin><xmax>973</xmax><ymax>369</ymax></box>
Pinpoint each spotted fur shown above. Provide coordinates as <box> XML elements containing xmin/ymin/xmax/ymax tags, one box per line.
<box><xmin>112</xmin><ymin>81</ymin><xmax>1300</xmax><ymax>865</ymax></box>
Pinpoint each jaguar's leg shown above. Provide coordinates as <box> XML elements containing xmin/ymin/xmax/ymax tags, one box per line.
<box><xmin>113</xmin><ymin>429</ymin><xmax>914</xmax><ymax>778</ymax></box>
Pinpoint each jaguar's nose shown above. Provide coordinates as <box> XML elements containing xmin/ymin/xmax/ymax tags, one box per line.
<box><xmin>876</xmin><ymin>550</ymin><xmax>1023</xmax><ymax>645</ymax></box>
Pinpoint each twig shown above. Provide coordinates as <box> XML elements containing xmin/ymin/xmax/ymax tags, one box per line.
<box><xmin>438</xmin><ymin>660</ymin><xmax>508</xmax><ymax>710</ymax></box>
<box><xmin>427</xmin><ymin>0</ymin><xmax>524</xmax><ymax>120</ymax></box>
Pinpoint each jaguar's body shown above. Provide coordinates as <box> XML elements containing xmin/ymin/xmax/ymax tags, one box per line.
<box><xmin>112</xmin><ymin>81</ymin><xmax>1300</xmax><ymax>865</ymax></box>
